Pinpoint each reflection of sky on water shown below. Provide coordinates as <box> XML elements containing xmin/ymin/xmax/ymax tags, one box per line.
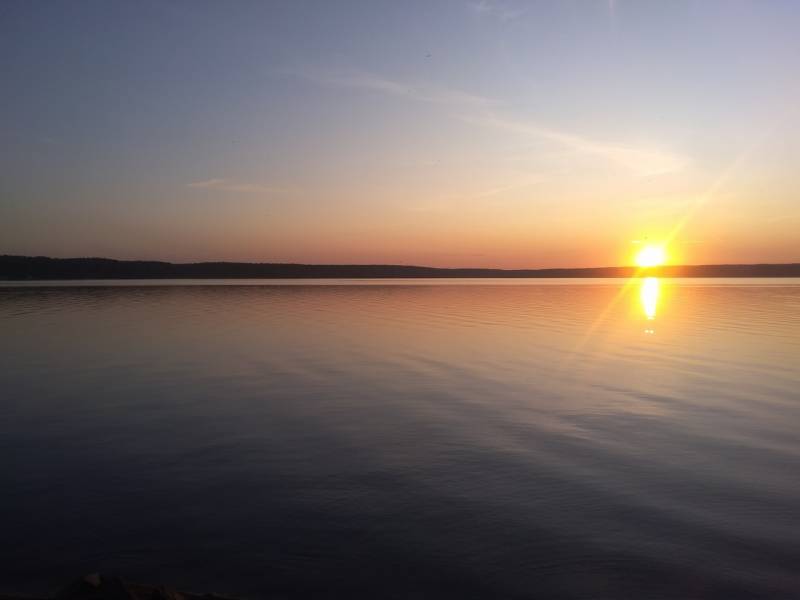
<box><xmin>1</xmin><ymin>280</ymin><xmax>800</xmax><ymax>599</ymax></box>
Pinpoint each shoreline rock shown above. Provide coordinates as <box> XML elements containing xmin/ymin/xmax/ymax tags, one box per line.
<box><xmin>2</xmin><ymin>575</ymin><xmax>238</xmax><ymax>600</ymax></box>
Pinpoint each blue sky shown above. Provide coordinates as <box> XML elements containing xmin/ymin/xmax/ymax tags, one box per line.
<box><xmin>2</xmin><ymin>0</ymin><xmax>799</xmax><ymax>267</ymax></box>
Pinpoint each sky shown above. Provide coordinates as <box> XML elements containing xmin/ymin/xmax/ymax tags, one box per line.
<box><xmin>1</xmin><ymin>0</ymin><xmax>799</xmax><ymax>268</ymax></box>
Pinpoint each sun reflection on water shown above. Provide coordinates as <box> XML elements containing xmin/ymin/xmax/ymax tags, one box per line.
<box><xmin>640</xmin><ymin>277</ymin><xmax>660</xmax><ymax>331</ymax></box>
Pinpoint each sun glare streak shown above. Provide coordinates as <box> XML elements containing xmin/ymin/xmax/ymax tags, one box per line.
<box><xmin>560</xmin><ymin>242</ymin><xmax>666</xmax><ymax>370</ymax></box>
<box><xmin>662</xmin><ymin>118</ymin><xmax>780</xmax><ymax>251</ymax></box>
<box><xmin>557</xmin><ymin>276</ymin><xmax>638</xmax><ymax>373</ymax></box>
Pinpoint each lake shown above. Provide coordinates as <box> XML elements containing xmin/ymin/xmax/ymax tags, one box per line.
<box><xmin>1</xmin><ymin>279</ymin><xmax>799</xmax><ymax>599</ymax></box>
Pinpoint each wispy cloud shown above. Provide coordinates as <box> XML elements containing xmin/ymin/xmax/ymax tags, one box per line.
<box><xmin>294</xmin><ymin>67</ymin><xmax>687</xmax><ymax>177</ymax></box>
<box><xmin>466</xmin><ymin>114</ymin><xmax>687</xmax><ymax>176</ymax></box>
<box><xmin>446</xmin><ymin>178</ymin><xmax>545</xmax><ymax>204</ymax></box>
<box><xmin>763</xmin><ymin>213</ymin><xmax>800</xmax><ymax>223</ymax></box>
<box><xmin>187</xmin><ymin>178</ymin><xmax>225</xmax><ymax>189</ymax></box>
<box><xmin>469</xmin><ymin>0</ymin><xmax>527</xmax><ymax>22</ymax></box>
<box><xmin>187</xmin><ymin>179</ymin><xmax>283</xmax><ymax>194</ymax></box>
<box><xmin>291</xmin><ymin>67</ymin><xmax>495</xmax><ymax>108</ymax></box>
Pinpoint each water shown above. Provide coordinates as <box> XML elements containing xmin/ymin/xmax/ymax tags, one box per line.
<box><xmin>1</xmin><ymin>279</ymin><xmax>799</xmax><ymax>599</ymax></box>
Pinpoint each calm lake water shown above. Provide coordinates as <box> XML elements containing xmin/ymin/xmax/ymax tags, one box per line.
<box><xmin>2</xmin><ymin>279</ymin><xmax>799</xmax><ymax>599</ymax></box>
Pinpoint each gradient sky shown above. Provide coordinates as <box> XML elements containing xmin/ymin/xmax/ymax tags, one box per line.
<box><xmin>2</xmin><ymin>0</ymin><xmax>799</xmax><ymax>268</ymax></box>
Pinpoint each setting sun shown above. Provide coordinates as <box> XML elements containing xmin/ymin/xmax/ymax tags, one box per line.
<box><xmin>636</xmin><ymin>245</ymin><xmax>667</xmax><ymax>268</ymax></box>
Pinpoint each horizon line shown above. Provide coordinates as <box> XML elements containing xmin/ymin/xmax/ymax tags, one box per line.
<box><xmin>3</xmin><ymin>254</ymin><xmax>800</xmax><ymax>273</ymax></box>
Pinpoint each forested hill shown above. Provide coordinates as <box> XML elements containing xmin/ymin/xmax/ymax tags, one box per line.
<box><xmin>2</xmin><ymin>255</ymin><xmax>800</xmax><ymax>280</ymax></box>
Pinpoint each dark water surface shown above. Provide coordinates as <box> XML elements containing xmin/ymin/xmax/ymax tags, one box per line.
<box><xmin>2</xmin><ymin>279</ymin><xmax>799</xmax><ymax>599</ymax></box>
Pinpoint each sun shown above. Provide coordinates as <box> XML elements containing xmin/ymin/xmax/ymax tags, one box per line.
<box><xmin>635</xmin><ymin>245</ymin><xmax>666</xmax><ymax>268</ymax></box>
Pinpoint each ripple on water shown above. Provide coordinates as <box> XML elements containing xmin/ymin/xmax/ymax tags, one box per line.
<box><xmin>0</xmin><ymin>279</ymin><xmax>799</xmax><ymax>598</ymax></box>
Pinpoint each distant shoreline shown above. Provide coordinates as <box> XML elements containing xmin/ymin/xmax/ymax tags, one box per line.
<box><xmin>2</xmin><ymin>255</ymin><xmax>800</xmax><ymax>280</ymax></box>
